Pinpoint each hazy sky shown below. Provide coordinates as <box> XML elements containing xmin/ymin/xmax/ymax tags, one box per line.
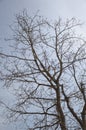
<box><xmin>0</xmin><ymin>0</ymin><xmax>86</xmax><ymax>129</ymax></box>
<box><xmin>0</xmin><ymin>0</ymin><xmax>86</xmax><ymax>48</ymax></box>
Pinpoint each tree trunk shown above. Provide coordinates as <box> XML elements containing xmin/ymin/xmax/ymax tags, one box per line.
<box><xmin>81</xmin><ymin>103</ymin><xmax>86</xmax><ymax>130</ymax></box>
<box><xmin>56</xmin><ymin>86</ymin><xmax>67</xmax><ymax>130</ymax></box>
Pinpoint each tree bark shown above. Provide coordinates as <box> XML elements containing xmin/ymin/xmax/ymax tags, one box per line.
<box><xmin>56</xmin><ymin>85</ymin><xmax>67</xmax><ymax>130</ymax></box>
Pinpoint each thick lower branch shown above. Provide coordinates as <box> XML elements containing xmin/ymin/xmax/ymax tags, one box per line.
<box><xmin>61</xmin><ymin>85</ymin><xmax>83</xmax><ymax>129</ymax></box>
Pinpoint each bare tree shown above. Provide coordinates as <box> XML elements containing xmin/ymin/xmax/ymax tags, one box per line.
<box><xmin>0</xmin><ymin>12</ymin><xmax>86</xmax><ymax>130</ymax></box>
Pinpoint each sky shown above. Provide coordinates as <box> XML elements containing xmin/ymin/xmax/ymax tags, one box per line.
<box><xmin>0</xmin><ymin>0</ymin><xmax>86</xmax><ymax>129</ymax></box>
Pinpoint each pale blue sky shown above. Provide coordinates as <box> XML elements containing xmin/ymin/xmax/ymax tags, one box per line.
<box><xmin>0</xmin><ymin>0</ymin><xmax>86</xmax><ymax>129</ymax></box>
<box><xmin>0</xmin><ymin>0</ymin><xmax>86</xmax><ymax>44</ymax></box>
<box><xmin>0</xmin><ymin>0</ymin><xmax>86</xmax><ymax>49</ymax></box>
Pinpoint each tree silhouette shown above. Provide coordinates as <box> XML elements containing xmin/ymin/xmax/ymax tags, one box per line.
<box><xmin>0</xmin><ymin>12</ymin><xmax>86</xmax><ymax>130</ymax></box>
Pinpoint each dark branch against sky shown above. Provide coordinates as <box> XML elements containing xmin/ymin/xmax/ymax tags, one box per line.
<box><xmin>0</xmin><ymin>0</ymin><xmax>86</xmax><ymax>130</ymax></box>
